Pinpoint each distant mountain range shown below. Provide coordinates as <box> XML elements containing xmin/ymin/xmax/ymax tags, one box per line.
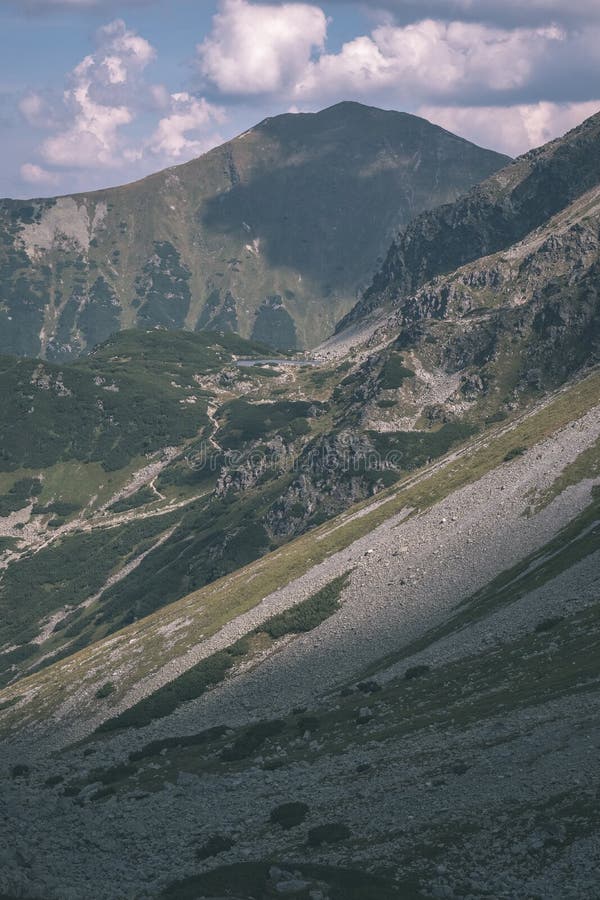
<box><xmin>0</xmin><ymin>101</ymin><xmax>509</xmax><ymax>358</ymax></box>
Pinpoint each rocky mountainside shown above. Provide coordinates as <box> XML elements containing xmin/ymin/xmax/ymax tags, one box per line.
<box><xmin>0</xmin><ymin>102</ymin><xmax>508</xmax><ymax>359</ymax></box>
<box><xmin>1</xmin><ymin>111</ymin><xmax>598</xmax><ymax>722</ymax></box>
<box><xmin>0</xmin><ymin>327</ymin><xmax>478</xmax><ymax>691</ymax></box>
<box><xmin>339</xmin><ymin>108</ymin><xmax>600</xmax><ymax>330</ymax></box>
<box><xmin>1</xmin><ymin>364</ymin><xmax>599</xmax><ymax>900</ymax></box>
<box><xmin>1</xmin><ymin>112</ymin><xmax>599</xmax><ymax>900</ymax></box>
<box><xmin>324</xmin><ymin>110</ymin><xmax>600</xmax><ymax>439</ymax></box>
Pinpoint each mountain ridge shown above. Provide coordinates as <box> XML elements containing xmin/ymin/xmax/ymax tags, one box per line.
<box><xmin>337</xmin><ymin>107</ymin><xmax>600</xmax><ymax>332</ymax></box>
<box><xmin>0</xmin><ymin>102</ymin><xmax>509</xmax><ymax>358</ymax></box>
<box><xmin>1</xmin><ymin>105</ymin><xmax>600</xmax><ymax>900</ymax></box>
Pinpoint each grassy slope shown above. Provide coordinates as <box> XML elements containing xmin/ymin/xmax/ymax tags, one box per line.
<box><xmin>1</xmin><ymin>365</ymin><xmax>598</xmax><ymax>738</ymax></box>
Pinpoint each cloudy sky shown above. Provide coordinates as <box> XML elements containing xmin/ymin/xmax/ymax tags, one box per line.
<box><xmin>1</xmin><ymin>0</ymin><xmax>599</xmax><ymax>197</ymax></box>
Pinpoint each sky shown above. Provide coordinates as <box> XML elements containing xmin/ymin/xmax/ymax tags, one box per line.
<box><xmin>1</xmin><ymin>0</ymin><xmax>599</xmax><ymax>198</ymax></box>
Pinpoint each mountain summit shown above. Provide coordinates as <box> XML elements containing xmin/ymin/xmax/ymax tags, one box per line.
<box><xmin>0</xmin><ymin>102</ymin><xmax>509</xmax><ymax>358</ymax></box>
<box><xmin>338</xmin><ymin>108</ymin><xmax>600</xmax><ymax>331</ymax></box>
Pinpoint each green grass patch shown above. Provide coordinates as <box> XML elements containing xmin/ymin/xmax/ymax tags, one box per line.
<box><xmin>260</xmin><ymin>573</ymin><xmax>349</xmax><ymax>639</ymax></box>
<box><xmin>128</xmin><ymin>725</ymin><xmax>228</xmax><ymax>762</ymax></box>
<box><xmin>270</xmin><ymin>801</ymin><xmax>309</xmax><ymax>830</ymax></box>
<box><xmin>97</xmin><ymin>574</ymin><xmax>349</xmax><ymax>732</ymax></box>
<box><xmin>160</xmin><ymin>862</ymin><xmax>419</xmax><ymax>900</ymax></box>
<box><xmin>379</xmin><ymin>352</ymin><xmax>415</xmax><ymax>390</ymax></box>
<box><xmin>221</xmin><ymin>719</ymin><xmax>286</xmax><ymax>761</ymax></box>
<box><xmin>95</xmin><ymin>682</ymin><xmax>115</xmax><ymax>699</ymax></box>
<box><xmin>196</xmin><ymin>834</ymin><xmax>235</xmax><ymax>860</ymax></box>
<box><xmin>307</xmin><ymin>822</ymin><xmax>351</xmax><ymax>846</ymax></box>
<box><xmin>216</xmin><ymin>398</ymin><xmax>320</xmax><ymax>450</ymax></box>
<box><xmin>503</xmin><ymin>445</ymin><xmax>527</xmax><ymax>461</ymax></box>
<box><xmin>2</xmin><ymin>369</ymin><xmax>598</xmax><ymax>737</ymax></box>
<box><xmin>370</xmin><ymin>423</ymin><xmax>476</xmax><ymax>471</ymax></box>
<box><xmin>108</xmin><ymin>486</ymin><xmax>157</xmax><ymax>514</ymax></box>
<box><xmin>0</xmin><ymin>537</ymin><xmax>17</xmax><ymax>554</ymax></box>
<box><xmin>0</xmin><ymin>513</ymin><xmax>177</xmax><ymax>652</ymax></box>
<box><xmin>0</xmin><ymin>477</ymin><xmax>42</xmax><ymax>517</ymax></box>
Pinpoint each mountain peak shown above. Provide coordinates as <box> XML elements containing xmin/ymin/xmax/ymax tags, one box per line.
<box><xmin>0</xmin><ymin>103</ymin><xmax>508</xmax><ymax>360</ymax></box>
<box><xmin>338</xmin><ymin>103</ymin><xmax>600</xmax><ymax>332</ymax></box>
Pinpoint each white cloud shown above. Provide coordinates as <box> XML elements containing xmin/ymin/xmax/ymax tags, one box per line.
<box><xmin>13</xmin><ymin>0</ymin><xmax>600</xmax><ymax>196</ymax></box>
<box><xmin>195</xmin><ymin>4</ymin><xmax>600</xmax><ymax>139</ymax></box>
<box><xmin>198</xmin><ymin>0</ymin><xmax>327</xmax><ymax>95</ymax></box>
<box><xmin>35</xmin><ymin>19</ymin><xmax>155</xmax><ymax>169</ymax></box>
<box><xmin>19</xmin><ymin>93</ymin><xmax>47</xmax><ymax>127</ymax></box>
<box><xmin>20</xmin><ymin>163</ymin><xmax>60</xmax><ymax>186</ymax></box>
<box><xmin>20</xmin><ymin>18</ymin><xmax>228</xmax><ymax>189</ymax></box>
<box><xmin>148</xmin><ymin>92</ymin><xmax>226</xmax><ymax>160</ymax></box>
<box><xmin>418</xmin><ymin>100</ymin><xmax>600</xmax><ymax>156</ymax></box>
<box><xmin>293</xmin><ymin>19</ymin><xmax>565</xmax><ymax>104</ymax></box>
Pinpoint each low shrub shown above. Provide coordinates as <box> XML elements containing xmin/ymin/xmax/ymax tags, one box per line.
<box><xmin>261</xmin><ymin>573</ymin><xmax>348</xmax><ymax>640</ymax></box>
<box><xmin>0</xmin><ymin>478</ymin><xmax>42</xmax><ymax>517</ymax></box>
<box><xmin>379</xmin><ymin>353</ymin><xmax>415</xmax><ymax>390</ymax></box>
<box><xmin>40</xmin><ymin>501</ymin><xmax>81</xmax><ymax>518</ymax></box>
<box><xmin>270</xmin><ymin>801</ymin><xmax>309</xmax><ymax>830</ymax></box>
<box><xmin>98</xmin><ymin>650</ymin><xmax>236</xmax><ymax>731</ymax></box>
<box><xmin>307</xmin><ymin>823</ymin><xmax>351</xmax><ymax>847</ymax></box>
<box><xmin>48</xmin><ymin>518</ymin><xmax>65</xmax><ymax>529</ymax></box>
<box><xmin>404</xmin><ymin>664</ymin><xmax>431</xmax><ymax>680</ymax></box>
<box><xmin>99</xmin><ymin>576</ymin><xmax>348</xmax><ymax>734</ymax></box>
<box><xmin>44</xmin><ymin>775</ymin><xmax>64</xmax><ymax>788</ymax></box>
<box><xmin>534</xmin><ymin>616</ymin><xmax>564</xmax><ymax>633</ymax></box>
<box><xmin>484</xmin><ymin>411</ymin><xmax>508</xmax><ymax>425</ymax></box>
<box><xmin>90</xmin><ymin>785</ymin><xmax>116</xmax><ymax>802</ymax></box>
<box><xmin>221</xmin><ymin>719</ymin><xmax>285</xmax><ymax>762</ymax></box>
<box><xmin>357</xmin><ymin>680</ymin><xmax>381</xmax><ymax>694</ymax></box>
<box><xmin>98</xmin><ymin>763</ymin><xmax>137</xmax><ymax>786</ymax></box>
<box><xmin>503</xmin><ymin>446</ymin><xmax>527</xmax><ymax>462</ymax></box>
<box><xmin>129</xmin><ymin>726</ymin><xmax>228</xmax><ymax>762</ymax></box>
<box><xmin>297</xmin><ymin>715</ymin><xmax>319</xmax><ymax>733</ymax></box>
<box><xmin>197</xmin><ymin>834</ymin><xmax>235</xmax><ymax>860</ymax></box>
<box><xmin>108</xmin><ymin>487</ymin><xmax>158</xmax><ymax>514</ymax></box>
<box><xmin>0</xmin><ymin>695</ymin><xmax>21</xmax><ymax>712</ymax></box>
<box><xmin>95</xmin><ymin>682</ymin><xmax>115</xmax><ymax>700</ymax></box>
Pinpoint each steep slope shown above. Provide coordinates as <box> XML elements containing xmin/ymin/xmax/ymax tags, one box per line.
<box><xmin>0</xmin><ymin>327</ymin><xmax>478</xmax><ymax>691</ymax></box>
<box><xmin>0</xmin><ymin>102</ymin><xmax>509</xmax><ymax>358</ymax></box>
<box><xmin>339</xmin><ymin>107</ymin><xmax>600</xmax><ymax>330</ymax></box>
<box><xmin>2</xmin><ymin>113</ymin><xmax>598</xmax><ymax>714</ymax></box>
<box><xmin>3</xmin><ymin>107</ymin><xmax>600</xmax><ymax>695</ymax></box>
<box><xmin>3</xmin><ymin>109</ymin><xmax>600</xmax><ymax>900</ymax></box>
<box><xmin>325</xmin><ymin>185</ymin><xmax>600</xmax><ymax>433</ymax></box>
<box><xmin>1</xmin><ymin>365</ymin><xmax>598</xmax><ymax>744</ymax></box>
<box><xmin>0</xmin><ymin>367</ymin><xmax>598</xmax><ymax>900</ymax></box>
<box><xmin>323</xmin><ymin>114</ymin><xmax>600</xmax><ymax>443</ymax></box>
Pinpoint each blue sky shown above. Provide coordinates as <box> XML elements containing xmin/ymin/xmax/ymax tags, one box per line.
<box><xmin>1</xmin><ymin>0</ymin><xmax>599</xmax><ymax>198</ymax></box>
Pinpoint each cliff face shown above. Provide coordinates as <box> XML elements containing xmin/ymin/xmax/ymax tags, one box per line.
<box><xmin>0</xmin><ymin>102</ymin><xmax>509</xmax><ymax>359</ymax></box>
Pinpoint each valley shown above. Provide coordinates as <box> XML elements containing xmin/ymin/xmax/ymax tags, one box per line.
<box><xmin>0</xmin><ymin>102</ymin><xmax>599</xmax><ymax>900</ymax></box>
